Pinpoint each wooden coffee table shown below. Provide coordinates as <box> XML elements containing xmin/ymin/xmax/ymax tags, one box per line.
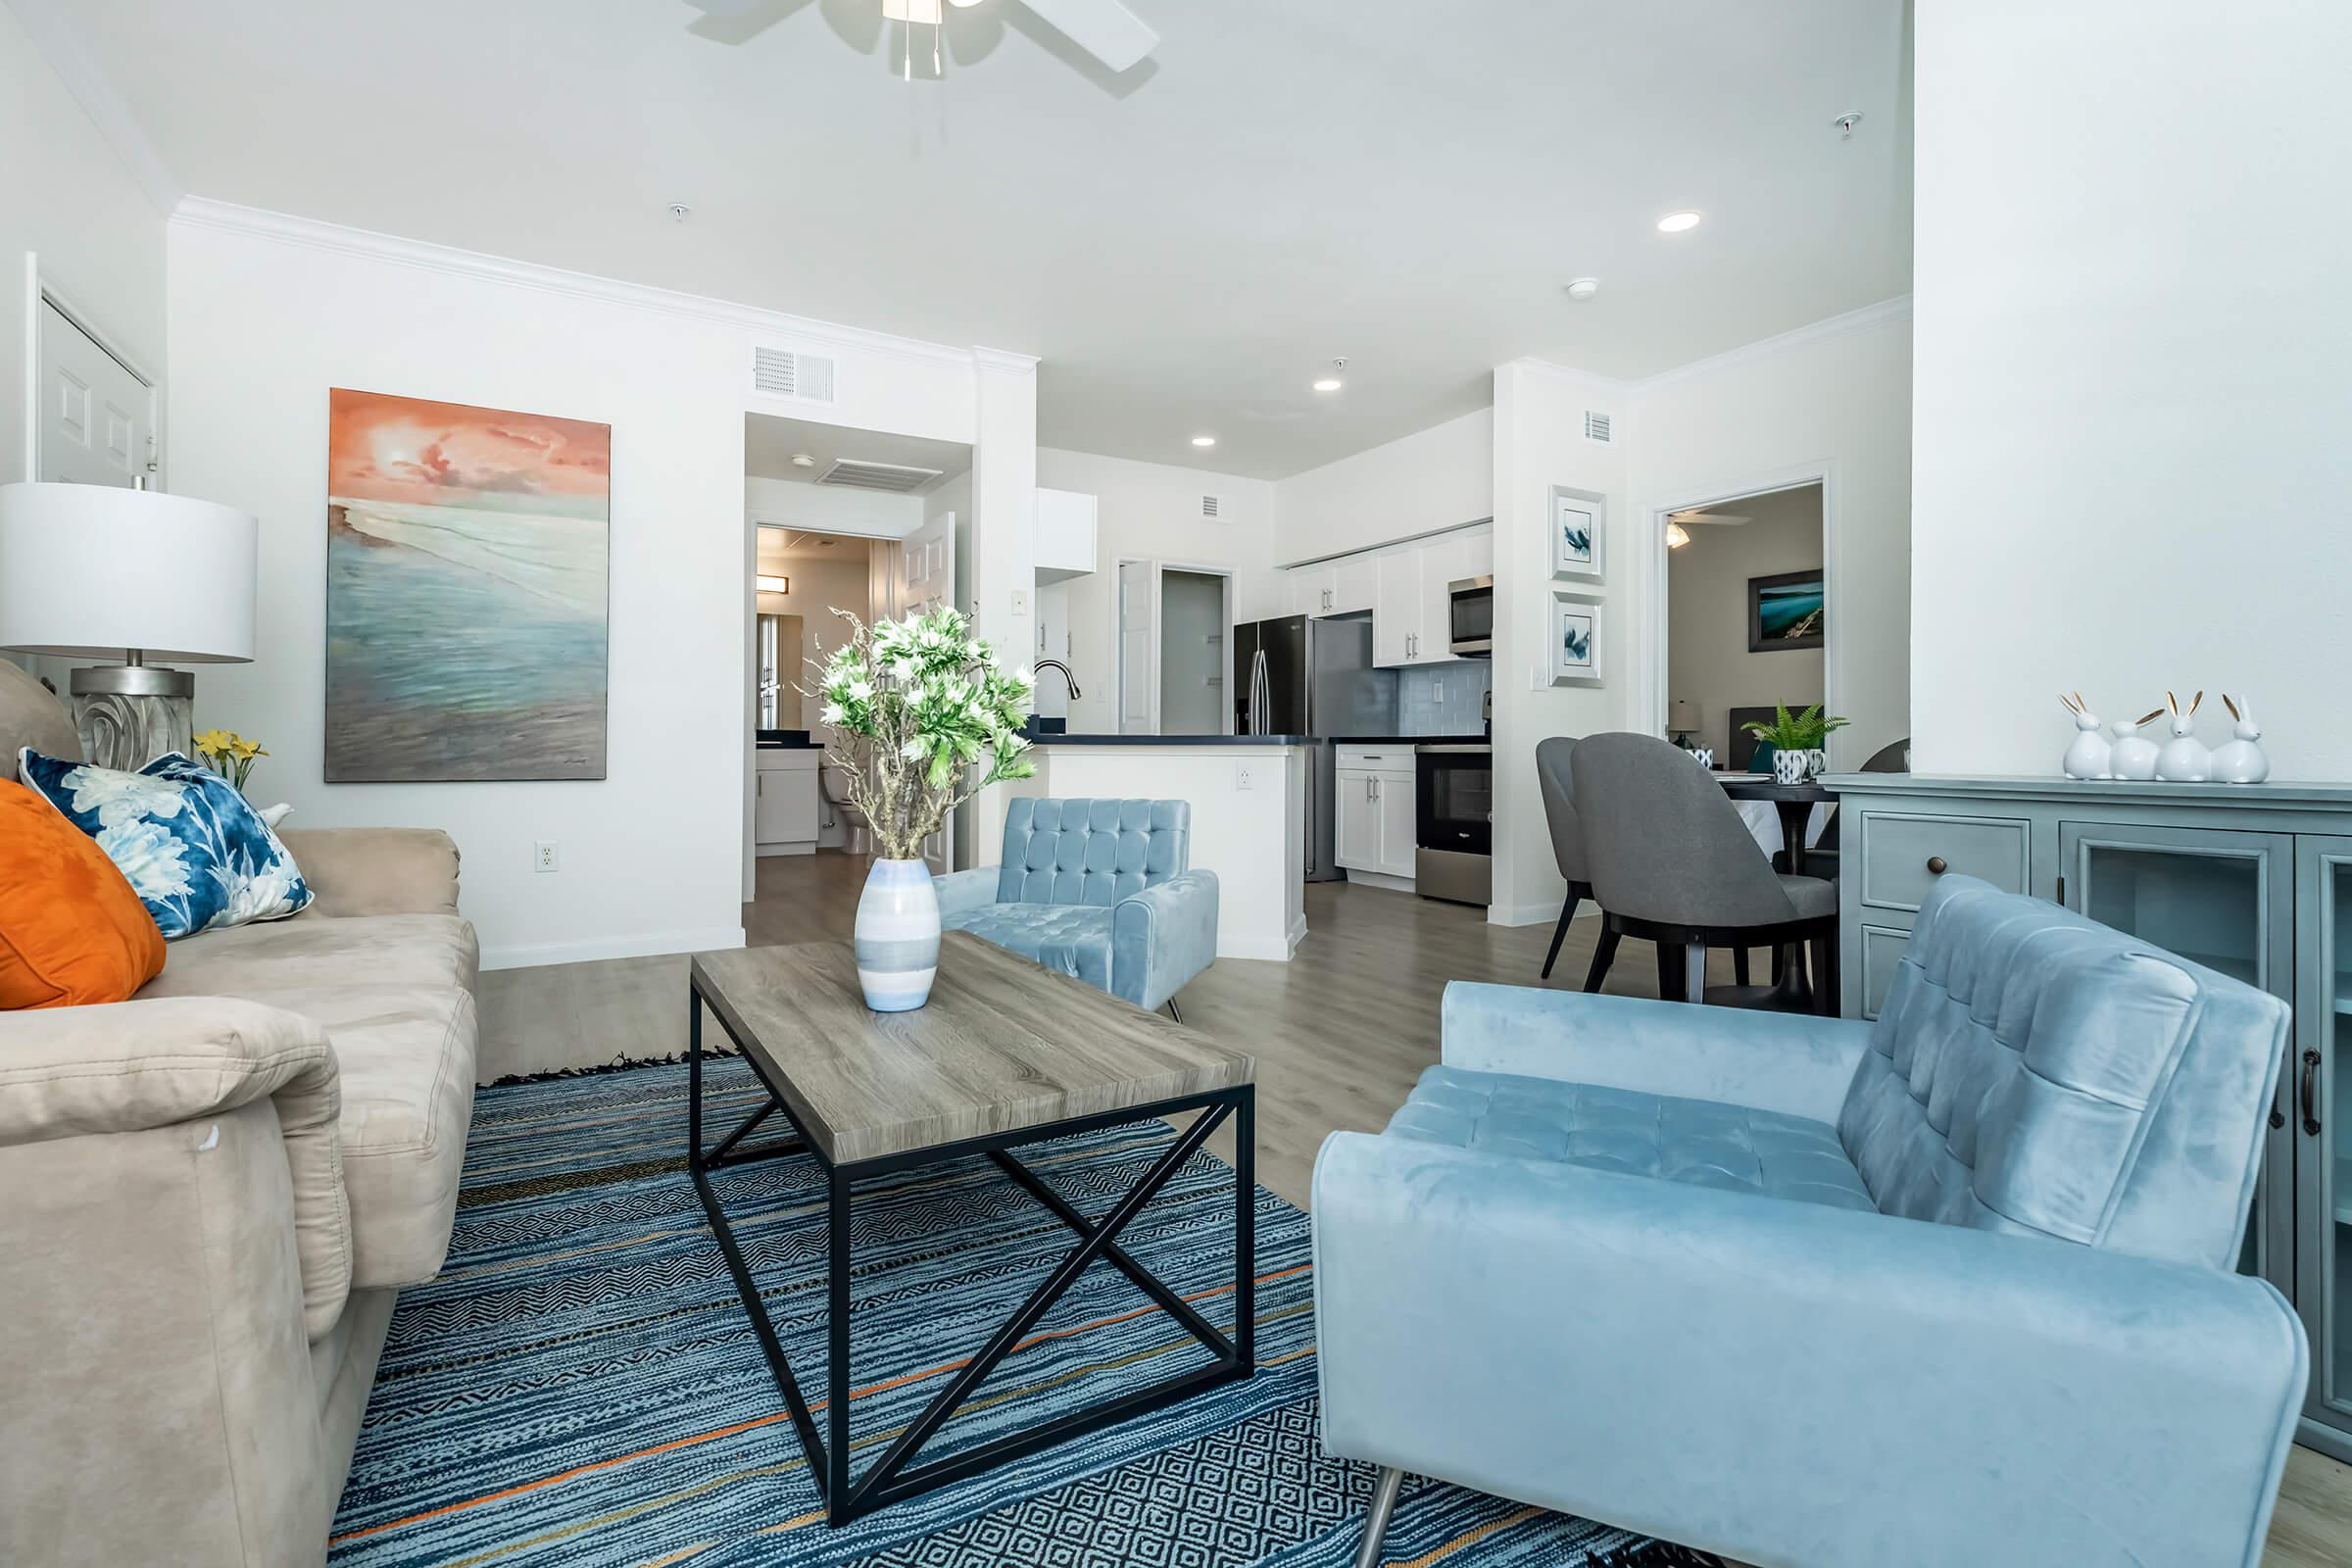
<box><xmin>686</xmin><ymin>931</ymin><xmax>1257</xmax><ymax>1527</ymax></box>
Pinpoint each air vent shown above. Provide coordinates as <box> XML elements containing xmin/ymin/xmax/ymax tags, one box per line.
<box><xmin>1583</xmin><ymin>410</ymin><xmax>1613</xmax><ymax>443</ymax></box>
<box><xmin>819</xmin><ymin>458</ymin><xmax>943</xmax><ymax>493</ymax></box>
<box><xmin>752</xmin><ymin>346</ymin><xmax>837</xmax><ymax>403</ymax></box>
<box><xmin>1200</xmin><ymin>494</ymin><xmax>1222</xmax><ymax>519</ymax></box>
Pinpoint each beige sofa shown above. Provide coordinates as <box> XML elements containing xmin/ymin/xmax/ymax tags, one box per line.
<box><xmin>0</xmin><ymin>662</ymin><xmax>477</xmax><ymax>1567</ymax></box>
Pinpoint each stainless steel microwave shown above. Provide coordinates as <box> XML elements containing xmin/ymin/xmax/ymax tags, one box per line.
<box><xmin>1447</xmin><ymin>575</ymin><xmax>1494</xmax><ymax>657</ymax></box>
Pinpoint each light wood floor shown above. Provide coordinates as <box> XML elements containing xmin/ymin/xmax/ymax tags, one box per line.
<box><xmin>477</xmin><ymin>852</ymin><xmax>2352</xmax><ymax>1566</ymax></box>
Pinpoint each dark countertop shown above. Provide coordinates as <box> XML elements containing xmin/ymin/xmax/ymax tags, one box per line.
<box><xmin>756</xmin><ymin>739</ymin><xmax>823</xmax><ymax>750</ymax></box>
<box><xmin>1328</xmin><ymin>734</ymin><xmax>1488</xmax><ymax>746</ymax></box>
<box><xmin>1030</xmin><ymin>733</ymin><xmax>1314</xmax><ymax>747</ymax></box>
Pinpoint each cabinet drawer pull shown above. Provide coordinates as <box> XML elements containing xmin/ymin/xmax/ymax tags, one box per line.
<box><xmin>2302</xmin><ymin>1049</ymin><xmax>2322</xmax><ymax>1136</ymax></box>
<box><xmin>1925</xmin><ymin>856</ymin><xmax>1948</xmax><ymax>875</ymax></box>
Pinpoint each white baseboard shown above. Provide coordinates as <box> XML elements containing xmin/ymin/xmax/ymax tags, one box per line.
<box><xmin>1343</xmin><ymin>871</ymin><xmax>1418</xmax><ymax>896</ymax></box>
<box><xmin>756</xmin><ymin>842</ymin><xmax>816</xmax><ymax>858</ymax></box>
<box><xmin>481</xmin><ymin>924</ymin><xmax>748</xmax><ymax>972</ymax></box>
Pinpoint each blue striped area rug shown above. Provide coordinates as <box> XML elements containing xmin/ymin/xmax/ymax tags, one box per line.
<box><xmin>330</xmin><ymin>1056</ymin><xmax>1684</xmax><ymax>1567</ymax></box>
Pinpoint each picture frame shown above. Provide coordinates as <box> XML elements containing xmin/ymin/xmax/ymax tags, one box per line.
<box><xmin>1747</xmin><ymin>568</ymin><xmax>1826</xmax><ymax>652</ymax></box>
<box><xmin>1548</xmin><ymin>485</ymin><xmax>1604</xmax><ymax>582</ymax></box>
<box><xmin>1547</xmin><ymin>589</ymin><xmax>1603</xmax><ymax>687</ymax></box>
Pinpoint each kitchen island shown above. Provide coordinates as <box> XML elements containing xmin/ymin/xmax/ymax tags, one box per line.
<box><xmin>1002</xmin><ymin>735</ymin><xmax>1312</xmax><ymax>960</ymax></box>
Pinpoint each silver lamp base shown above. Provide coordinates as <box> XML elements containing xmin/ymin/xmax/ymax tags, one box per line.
<box><xmin>71</xmin><ymin>663</ymin><xmax>195</xmax><ymax>771</ymax></box>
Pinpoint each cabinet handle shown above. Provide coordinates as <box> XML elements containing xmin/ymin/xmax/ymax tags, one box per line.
<box><xmin>1925</xmin><ymin>856</ymin><xmax>1948</xmax><ymax>875</ymax></box>
<box><xmin>2301</xmin><ymin>1049</ymin><xmax>2322</xmax><ymax>1136</ymax></box>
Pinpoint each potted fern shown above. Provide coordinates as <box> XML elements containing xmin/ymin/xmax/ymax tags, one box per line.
<box><xmin>1740</xmin><ymin>704</ymin><xmax>1849</xmax><ymax>784</ymax></box>
<box><xmin>813</xmin><ymin>606</ymin><xmax>1036</xmax><ymax>1011</ymax></box>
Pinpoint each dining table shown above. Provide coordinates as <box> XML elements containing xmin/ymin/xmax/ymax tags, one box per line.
<box><xmin>1713</xmin><ymin>772</ymin><xmax>1838</xmax><ymax>877</ymax></box>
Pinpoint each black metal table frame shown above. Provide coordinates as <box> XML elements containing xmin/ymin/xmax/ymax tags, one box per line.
<box><xmin>685</xmin><ymin>976</ymin><xmax>1256</xmax><ymax>1527</ymax></box>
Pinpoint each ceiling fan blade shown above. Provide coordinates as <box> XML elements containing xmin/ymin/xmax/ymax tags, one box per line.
<box><xmin>1019</xmin><ymin>0</ymin><xmax>1158</xmax><ymax>71</ymax></box>
<box><xmin>1667</xmin><ymin>510</ymin><xmax>1752</xmax><ymax>526</ymax></box>
<box><xmin>679</xmin><ymin>0</ymin><xmax>775</xmax><ymax>15</ymax></box>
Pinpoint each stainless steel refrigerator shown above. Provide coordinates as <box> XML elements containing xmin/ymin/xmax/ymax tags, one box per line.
<box><xmin>1235</xmin><ymin>612</ymin><xmax>1396</xmax><ymax>881</ymax></box>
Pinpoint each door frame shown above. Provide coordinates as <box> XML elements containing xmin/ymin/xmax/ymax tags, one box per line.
<box><xmin>1636</xmin><ymin>463</ymin><xmax>1837</xmax><ymax>761</ymax></box>
<box><xmin>1114</xmin><ymin>556</ymin><xmax>1237</xmax><ymax>737</ymax></box>
<box><xmin>22</xmin><ymin>255</ymin><xmax>163</xmax><ymax>487</ymax></box>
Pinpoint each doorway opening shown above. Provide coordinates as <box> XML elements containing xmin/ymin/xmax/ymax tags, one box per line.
<box><xmin>1113</xmin><ymin>558</ymin><xmax>1234</xmax><ymax>736</ymax></box>
<box><xmin>742</xmin><ymin>413</ymin><xmax>972</xmax><ymax>903</ymax></box>
<box><xmin>1660</xmin><ymin>481</ymin><xmax>1827</xmax><ymax>767</ymax></box>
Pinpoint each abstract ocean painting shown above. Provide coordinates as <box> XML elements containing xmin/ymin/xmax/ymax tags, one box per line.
<box><xmin>325</xmin><ymin>390</ymin><xmax>610</xmax><ymax>781</ymax></box>
<box><xmin>1748</xmin><ymin>570</ymin><xmax>1826</xmax><ymax>653</ymax></box>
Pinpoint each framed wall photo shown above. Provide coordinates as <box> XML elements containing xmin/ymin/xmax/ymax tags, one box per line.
<box><xmin>1548</xmin><ymin>590</ymin><xmax>1603</xmax><ymax>687</ymax></box>
<box><xmin>1549</xmin><ymin>485</ymin><xmax>1604</xmax><ymax>582</ymax></box>
<box><xmin>1747</xmin><ymin>568</ymin><xmax>1826</xmax><ymax>652</ymax></box>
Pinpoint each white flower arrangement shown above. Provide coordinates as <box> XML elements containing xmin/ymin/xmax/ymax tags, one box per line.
<box><xmin>809</xmin><ymin>606</ymin><xmax>1037</xmax><ymax>861</ymax></box>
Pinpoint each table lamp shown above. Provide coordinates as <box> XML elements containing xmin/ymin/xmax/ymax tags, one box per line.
<box><xmin>0</xmin><ymin>482</ymin><xmax>257</xmax><ymax>770</ymax></box>
<box><xmin>1668</xmin><ymin>698</ymin><xmax>1701</xmax><ymax>749</ymax></box>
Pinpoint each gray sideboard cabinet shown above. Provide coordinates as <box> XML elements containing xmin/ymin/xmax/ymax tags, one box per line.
<box><xmin>1829</xmin><ymin>771</ymin><xmax>2352</xmax><ymax>1461</ymax></box>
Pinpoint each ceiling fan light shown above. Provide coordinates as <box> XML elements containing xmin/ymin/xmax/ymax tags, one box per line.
<box><xmin>1665</xmin><ymin>521</ymin><xmax>1691</xmax><ymax>550</ymax></box>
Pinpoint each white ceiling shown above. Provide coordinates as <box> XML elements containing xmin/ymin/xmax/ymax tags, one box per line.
<box><xmin>63</xmin><ymin>0</ymin><xmax>1914</xmax><ymax>479</ymax></box>
<box><xmin>746</xmin><ymin>412</ymin><xmax>971</xmax><ymax>486</ymax></box>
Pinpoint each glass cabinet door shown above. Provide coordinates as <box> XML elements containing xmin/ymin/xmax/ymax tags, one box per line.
<box><xmin>2058</xmin><ymin>821</ymin><xmax>2296</xmax><ymax>1287</ymax></box>
<box><xmin>2297</xmin><ymin>840</ymin><xmax>2352</xmax><ymax>1450</ymax></box>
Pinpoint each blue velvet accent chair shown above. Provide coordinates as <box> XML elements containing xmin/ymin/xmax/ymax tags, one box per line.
<box><xmin>1313</xmin><ymin>873</ymin><xmax>2306</xmax><ymax>1568</ymax></box>
<box><xmin>932</xmin><ymin>798</ymin><xmax>1218</xmax><ymax>1018</ymax></box>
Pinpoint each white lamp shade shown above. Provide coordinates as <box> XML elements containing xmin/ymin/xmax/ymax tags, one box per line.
<box><xmin>0</xmin><ymin>482</ymin><xmax>257</xmax><ymax>662</ymax></box>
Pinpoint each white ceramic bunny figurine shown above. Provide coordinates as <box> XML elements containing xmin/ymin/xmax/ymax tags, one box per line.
<box><xmin>2154</xmin><ymin>689</ymin><xmax>2213</xmax><ymax>782</ymax></box>
<box><xmin>2212</xmin><ymin>694</ymin><xmax>2271</xmax><ymax>784</ymax></box>
<box><xmin>2109</xmin><ymin>708</ymin><xmax>2165</xmax><ymax>780</ymax></box>
<box><xmin>2059</xmin><ymin>692</ymin><xmax>2111</xmax><ymax>779</ymax></box>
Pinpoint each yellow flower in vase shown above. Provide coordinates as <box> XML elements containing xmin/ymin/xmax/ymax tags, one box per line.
<box><xmin>194</xmin><ymin>729</ymin><xmax>269</xmax><ymax>795</ymax></box>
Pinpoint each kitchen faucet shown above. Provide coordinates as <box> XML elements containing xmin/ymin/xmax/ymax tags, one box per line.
<box><xmin>1034</xmin><ymin>659</ymin><xmax>1083</xmax><ymax>700</ymax></box>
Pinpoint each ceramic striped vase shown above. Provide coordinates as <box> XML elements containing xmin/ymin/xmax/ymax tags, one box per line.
<box><xmin>854</xmin><ymin>858</ymin><xmax>940</xmax><ymax>1012</ymax></box>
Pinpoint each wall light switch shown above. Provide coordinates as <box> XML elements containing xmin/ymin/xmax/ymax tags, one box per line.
<box><xmin>1010</xmin><ymin>587</ymin><xmax>1030</xmax><ymax>616</ymax></box>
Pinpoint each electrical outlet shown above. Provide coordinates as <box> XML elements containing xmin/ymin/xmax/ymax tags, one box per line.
<box><xmin>1234</xmin><ymin>762</ymin><xmax>1254</xmax><ymax>792</ymax></box>
<box><xmin>1433</xmin><ymin>680</ymin><xmax>1444</xmax><ymax>702</ymax></box>
<box><xmin>534</xmin><ymin>840</ymin><xmax>559</xmax><ymax>873</ymax></box>
<box><xmin>1010</xmin><ymin>587</ymin><xmax>1030</xmax><ymax>616</ymax></box>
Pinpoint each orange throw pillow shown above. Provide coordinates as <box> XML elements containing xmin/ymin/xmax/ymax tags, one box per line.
<box><xmin>1</xmin><ymin>778</ymin><xmax>166</xmax><ymax>1008</ymax></box>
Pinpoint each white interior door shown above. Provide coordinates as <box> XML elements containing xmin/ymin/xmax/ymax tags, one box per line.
<box><xmin>37</xmin><ymin>300</ymin><xmax>153</xmax><ymax>487</ymax></box>
<box><xmin>884</xmin><ymin>513</ymin><xmax>956</xmax><ymax>871</ymax></box>
<box><xmin>1117</xmin><ymin>560</ymin><xmax>1156</xmax><ymax>733</ymax></box>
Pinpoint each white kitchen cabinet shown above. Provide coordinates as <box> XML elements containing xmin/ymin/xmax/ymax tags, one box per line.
<box><xmin>1035</xmin><ymin>488</ymin><xmax>1098</xmax><ymax>584</ymax></box>
<box><xmin>1331</xmin><ymin>554</ymin><xmax>1379</xmax><ymax>616</ymax></box>
<box><xmin>1373</xmin><ymin>549</ymin><xmax>1421</xmax><ymax>666</ymax></box>
<box><xmin>755</xmin><ymin>748</ymin><xmax>821</xmax><ymax>854</ymax></box>
<box><xmin>1413</xmin><ymin>532</ymin><xmax>1481</xmax><ymax>666</ymax></box>
<box><xmin>1334</xmin><ymin>767</ymin><xmax>1381</xmax><ymax>872</ymax></box>
<box><xmin>1377</xmin><ymin>766</ymin><xmax>1419</xmax><ymax>878</ymax></box>
<box><xmin>1288</xmin><ymin>564</ymin><xmax>1337</xmax><ymax>616</ymax></box>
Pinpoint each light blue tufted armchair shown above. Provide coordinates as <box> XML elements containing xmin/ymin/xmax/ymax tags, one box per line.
<box><xmin>1313</xmin><ymin>873</ymin><xmax>2307</xmax><ymax>1568</ymax></box>
<box><xmin>933</xmin><ymin>798</ymin><xmax>1218</xmax><ymax>1018</ymax></box>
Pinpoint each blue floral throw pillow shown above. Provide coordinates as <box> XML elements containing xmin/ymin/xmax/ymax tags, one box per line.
<box><xmin>18</xmin><ymin>749</ymin><xmax>315</xmax><ymax>939</ymax></box>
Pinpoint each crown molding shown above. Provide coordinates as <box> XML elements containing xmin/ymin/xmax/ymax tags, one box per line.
<box><xmin>971</xmin><ymin>346</ymin><xmax>1040</xmax><ymax>376</ymax></box>
<box><xmin>1631</xmin><ymin>293</ymin><xmax>1912</xmax><ymax>398</ymax></box>
<box><xmin>169</xmin><ymin>197</ymin><xmax>995</xmax><ymax>373</ymax></box>
<box><xmin>9</xmin><ymin>0</ymin><xmax>182</xmax><ymax>215</ymax></box>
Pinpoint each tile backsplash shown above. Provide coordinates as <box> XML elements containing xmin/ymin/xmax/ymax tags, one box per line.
<box><xmin>1397</xmin><ymin>660</ymin><xmax>1491</xmax><ymax>736</ymax></box>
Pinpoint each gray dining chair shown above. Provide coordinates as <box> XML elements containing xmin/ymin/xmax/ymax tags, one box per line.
<box><xmin>1533</xmin><ymin>737</ymin><xmax>1597</xmax><ymax>982</ymax></box>
<box><xmin>1803</xmin><ymin>735</ymin><xmax>1909</xmax><ymax>885</ymax></box>
<box><xmin>1572</xmin><ymin>731</ymin><xmax>1838</xmax><ymax>1010</ymax></box>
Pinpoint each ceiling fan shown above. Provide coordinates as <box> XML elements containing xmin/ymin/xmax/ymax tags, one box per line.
<box><xmin>1664</xmin><ymin>508</ymin><xmax>1751</xmax><ymax>549</ymax></box>
<box><xmin>683</xmin><ymin>0</ymin><xmax>1158</xmax><ymax>74</ymax></box>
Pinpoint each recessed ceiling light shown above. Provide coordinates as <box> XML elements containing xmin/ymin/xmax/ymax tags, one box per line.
<box><xmin>1656</xmin><ymin>210</ymin><xmax>1702</xmax><ymax>233</ymax></box>
<box><xmin>791</xmin><ymin>453</ymin><xmax>815</xmax><ymax>468</ymax></box>
<box><xmin>1564</xmin><ymin>276</ymin><xmax>1600</xmax><ymax>301</ymax></box>
<box><xmin>1191</xmin><ymin>435</ymin><xmax>1217</xmax><ymax>448</ymax></box>
<box><xmin>1312</xmin><ymin>377</ymin><xmax>1344</xmax><ymax>393</ymax></box>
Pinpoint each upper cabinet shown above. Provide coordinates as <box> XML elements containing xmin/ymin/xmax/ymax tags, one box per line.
<box><xmin>1287</xmin><ymin>564</ymin><xmax>1336</xmax><ymax>617</ymax></box>
<box><xmin>1288</xmin><ymin>522</ymin><xmax>1490</xmax><ymax>668</ymax></box>
<box><xmin>1036</xmin><ymin>488</ymin><xmax>1098</xmax><ymax>584</ymax></box>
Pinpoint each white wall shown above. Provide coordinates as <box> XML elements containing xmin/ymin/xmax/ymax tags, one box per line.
<box><xmin>1</xmin><ymin>2</ymin><xmax>170</xmax><ymax>688</ymax></box>
<box><xmin>1276</xmin><ymin>406</ymin><xmax>1494</xmax><ymax>564</ymax></box>
<box><xmin>1666</xmin><ymin>485</ymin><xmax>1825</xmax><ymax>758</ymax></box>
<box><xmin>1034</xmin><ymin>446</ymin><xmax>1278</xmax><ymax>734</ymax></box>
<box><xmin>1913</xmin><ymin>2</ymin><xmax>2352</xmax><ymax>776</ymax></box>
<box><xmin>1630</xmin><ymin>300</ymin><xmax>1912</xmax><ymax>768</ymax></box>
<box><xmin>166</xmin><ymin>204</ymin><xmax>990</xmax><ymax>968</ymax></box>
<box><xmin>1490</xmin><ymin>361</ymin><xmax>1632</xmax><ymax>924</ymax></box>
